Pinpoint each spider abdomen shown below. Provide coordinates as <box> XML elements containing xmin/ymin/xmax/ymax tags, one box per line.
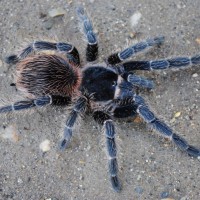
<box><xmin>15</xmin><ymin>54</ymin><xmax>81</xmax><ymax>98</ymax></box>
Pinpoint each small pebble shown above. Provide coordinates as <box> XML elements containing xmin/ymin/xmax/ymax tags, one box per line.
<box><xmin>180</xmin><ymin>197</ymin><xmax>187</xmax><ymax>200</ymax></box>
<box><xmin>161</xmin><ymin>191</ymin><xmax>169</xmax><ymax>198</ymax></box>
<box><xmin>135</xmin><ymin>186</ymin><xmax>143</xmax><ymax>194</ymax></box>
<box><xmin>128</xmin><ymin>32</ymin><xmax>136</xmax><ymax>39</ymax></box>
<box><xmin>195</xmin><ymin>37</ymin><xmax>200</xmax><ymax>44</ymax></box>
<box><xmin>0</xmin><ymin>59</ymin><xmax>3</xmax><ymax>67</ymax></box>
<box><xmin>174</xmin><ymin>111</ymin><xmax>181</xmax><ymax>118</ymax></box>
<box><xmin>137</xmin><ymin>174</ymin><xmax>141</xmax><ymax>181</ymax></box>
<box><xmin>79</xmin><ymin>160</ymin><xmax>85</xmax><ymax>164</ymax></box>
<box><xmin>48</xmin><ymin>8</ymin><xmax>65</xmax><ymax>18</ymax></box>
<box><xmin>0</xmin><ymin>124</ymin><xmax>19</xmax><ymax>142</ymax></box>
<box><xmin>130</xmin><ymin>11</ymin><xmax>142</xmax><ymax>27</ymax></box>
<box><xmin>192</xmin><ymin>73</ymin><xmax>198</xmax><ymax>78</ymax></box>
<box><xmin>17</xmin><ymin>178</ymin><xmax>23</xmax><ymax>184</ymax></box>
<box><xmin>43</xmin><ymin>18</ymin><xmax>55</xmax><ymax>30</ymax></box>
<box><xmin>161</xmin><ymin>199</ymin><xmax>174</xmax><ymax>200</ymax></box>
<box><xmin>39</xmin><ymin>139</ymin><xmax>51</xmax><ymax>152</ymax></box>
<box><xmin>108</xmin><ymin>4</ymin><xmax>116</xmax><ymax>11</ymax></box>
<box><xmin>46</xmin><ymin>198</ymin><xmax>58</xmax><ymax>200</ymax></box>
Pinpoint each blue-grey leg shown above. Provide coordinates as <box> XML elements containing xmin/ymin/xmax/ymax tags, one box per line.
<box><xmin>59</xmin><ymin>96</ymin><xmax>88</xmax><ymax>150</ymax></box>
<box><xmin>93</xmin><ymin>111</ymin><xmax>121</xmax><ymax>192</ymax></box>
<box><xmin>122</xmin><ymin>73</ymin><xmax>154</xmax><ymax>89</ymax></box>
<box><xmin>132</xmin><ymin>95</ymin><xmax>200</xmax><ymax>158</ymax></box>
<box><xmin>0</xmin><ymin>96</ymin><xmax>51</xmax><ymax>113</ymax></box>
<box><xmin>0</xmin><ymin>95</ymin><xmax>71</xmax><ymax>113</ymax></box>
<box><xmin>107</xmin><ymin>36</ymin><xmax>165</xmax><ymax>65</ymax></box>
<box><xmin>108</xmin><ymin>95</ymin><xmax>200</xmax><ymax>157</ymax></box>
<box><xmin>76</xmin><ymin>6</ymin><xmax>98</xmax><ymax>62</ymax></box>
<box><xmin>5</xmin><ymin>41</ymin><xmax>80</xmax><ymax>65</ymax></box>
<box><xmin>122</xmin><ymin>55</ymin><xmax>200</xmax><ymax>71</ymax></box>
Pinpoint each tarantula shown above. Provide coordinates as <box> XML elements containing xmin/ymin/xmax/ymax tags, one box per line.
<box><xmin>2</xmin><ymin>7</ymin><xmax>200</xmax><ymax>192</ymax></box>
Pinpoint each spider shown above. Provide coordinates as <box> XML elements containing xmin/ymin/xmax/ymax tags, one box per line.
<box><xmin>2</xmin><ymin>7</ymin><xmax>200</xmax><ymax>192</ymax></box>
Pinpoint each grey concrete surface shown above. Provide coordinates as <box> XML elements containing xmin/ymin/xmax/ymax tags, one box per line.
<box><xmin>0</xmin><ymin>0</ymin><xmax>200</xmax><ymax>199</ymax></box>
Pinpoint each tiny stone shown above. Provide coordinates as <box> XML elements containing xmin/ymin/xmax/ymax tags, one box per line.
<box><xmin>137</xmin><ymin>175</ymin><xmax>141</xmax><ymax>181</ymax></box>
<box><xmin>192</xmin><ymin>73</ymin><xmax>198</xmax><ymax>78</ymax></box>
<box><xmin>43</xmin><ymin>18</ymin><xmax>55</xmax><ymax>30</ymax></box>
<box><xmin>39</xmin><ymin>139</ymin><xmax>51</xmax><ymax>152</ymax></box>
<box><xmin>180</xmin><ymin>197</ymin><xmax>187</xmax><ymax>200</ymax></box>
<box><xmin>135</xmin><ymin>186</ymin><xmax>143</xmax><ymax>194</ymax></box>
<box><xmin>195</xmin><ymin>37</ymin><xmax>200</xmax><ymax>44</ymax></box>
<box><xmin>130</xmin><ymin>11</ymin><xmax>142</xmax><ymax>27</ymax></box>
<box><xmin>46</xmin><ymin>198</ymin><xmax>58</xmax><ymax>200</ymax></box>
<box><xmin>17</xmin><ymin>178</ymin><xmax>23</xmax><ymax>184</ymax></box>
<box><xmin>128</xmin><ymin>32</ymin><xmax>136</xmax><ymax>39</ymax></box>
<box><xmin>108</xmin><ymin>5</ymin><xmax>116</xmax><ymax>11</ymax></box>
<box><xmin>161</xmin><ymin>199</ymin><xmax>174</xmax><ymax>200</ymax></box>
<box><xmin>48</xmin><ymin>8</ymin><xmax>65</xmax><ymax>18</ymax></box>
<box><xmin>161</xmin><ymin>191</ymin><xmax>169</xmax><ymax>198</ymax></box>
<box><xmin>174</xmin><ymin>111</ymin><xmax>181</xmax><ymax>118</ymax></box>
<box><xmin>170</xmin><ymin>118</ymin><xmax>176</xmax><ymax>123</ymax></box>
<box><xmin>0</xmin><ymin>59</ymin><xmax>2</xmax><ymax>67</ymax></box>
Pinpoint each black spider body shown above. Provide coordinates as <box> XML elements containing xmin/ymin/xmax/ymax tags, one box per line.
<box><xmin>2</xmin><ymin>6</ymin><xmax>200</xmax><ymax>192</ymax></box>
<box><xmin>81</xmin><ymin>66</ymin><xmax>119</xmax><ymax>101</ymax></box>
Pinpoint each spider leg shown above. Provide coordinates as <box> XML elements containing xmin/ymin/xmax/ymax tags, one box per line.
<box><xmin>121</xmin><ymin>55</ymin><xmax>200</xmax><ymax>72</ymax></box>
<box><xmin>122</xmin><ymin>73</ymin><xmax>154</xmax><ymax>89</ymax></box>
<box><xmin>0</xmin><ymin>95</ymin><xmax>71</xmax><ymax>113</ymax></box>
<box><xmin>76</xmin><ymin>6</ymin><xmax>98</xmax><ymax>62</ymax></box>
<box><xmin>129</xmin><ymin>95</ymin><xmax>200</xmax><ymax>158</ymax></box>
<box><xmin>109</xmin><ymin>95</ymin><xmax>200</xmax><ymax>157</ymax></box>
<box><xmin>93</xmin><ymin>111</ymin><xmax>121</xmax><ymax>192</ymax></box>
<box><xmin>5</xmin><ymin>41</ymin><xmax>80</xmax><ymax>66</ymax></box>
<box><xmin>59</xmin><ymin>96</ymin><xmax>88</xmax><ymax>150</ymax></box>
<box><xmin>106</xmin><ymin>36</ymin><xmax>164</xmax><ymax>65</ymax></box>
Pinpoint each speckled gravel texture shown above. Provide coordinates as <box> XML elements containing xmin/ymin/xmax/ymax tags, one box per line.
<box><xmin>0</xmin><ymin>0</ymin><xmax>200</xmax><ymax>200</ymax></box>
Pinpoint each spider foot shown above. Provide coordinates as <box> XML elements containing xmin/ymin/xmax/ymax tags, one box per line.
<box><xmin>110</xmin><ymin>176</ymin><xmax>122</xmax><ymax>192</ymax></box>
<box><xmin>187</xmin><ymin>146</ymin><xmax>200</xmax><ymax>158</ymax></box>
<box><xmin>5</xmin><ymin>54</ymin><xmax>18</xmax><ymax>64</ymax></box>
<box><xmin>59</xmin><ymin>138</ymin><xmax>71</xmax><ymax>151</ymax></box>
<box><xmin>59</xmin><ymin>127</ymin><xmax>72</xmax><ymax>150</ymax></box>
<box><xmin>172</xmin><ymin>133</ymin><xmax>200</xmax><ymax>158</ymax></box>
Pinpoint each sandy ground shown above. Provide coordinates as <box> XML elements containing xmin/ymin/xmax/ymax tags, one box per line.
<box><xmin>0</xmin><ymin>0</ymin><xmax>200</xmax><ymax>199</ymax></box>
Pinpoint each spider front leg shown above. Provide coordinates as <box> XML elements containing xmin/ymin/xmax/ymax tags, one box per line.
<box><xmin>121</xmin><ymin>55</ymin><xmax>200</xmax><ymax>71</ymax></box>
<box><xmin>122</xmin><ymin>72</ymin><xmax>155</xmax><ymax>89</ymax></box>
<box><xmin>59</xmin><ymin>96</ymin><xmax>88</xmax><ymax>150</ymax></box>
<box><xmin>76</xmin><ymin>6</ymin><xmax>98</xmax><ymax>62</ymax></box>
<box><xmin>107</xmin><ymin>36</ymin><xmax>165</xmax><ymax>65</ymax></box>
<box><xmin>5</xmin><ymin>41</ymin><xmax>80</xmax><ymax>66</ymax></box>
<box><xmin>93</xmin><ymin>111</ymin><xmax>121</xmax><ymax>192</ymax></box>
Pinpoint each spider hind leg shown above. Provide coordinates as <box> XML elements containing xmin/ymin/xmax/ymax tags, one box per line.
<box><xmin>0</xmin><ymin>96</ymin><xmax>51</xmax><ymax>113</ymax></box>
<box><xmin>0</xmin><ymin>96</ymin><xmax>71</xmax><ymax>113</ymax></box>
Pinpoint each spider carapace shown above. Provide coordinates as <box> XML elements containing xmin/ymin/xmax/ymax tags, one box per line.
<box><xmin>2</xmin><ymin>7</ymin><xmax>200</xmax><ymax>192</ymax></box>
